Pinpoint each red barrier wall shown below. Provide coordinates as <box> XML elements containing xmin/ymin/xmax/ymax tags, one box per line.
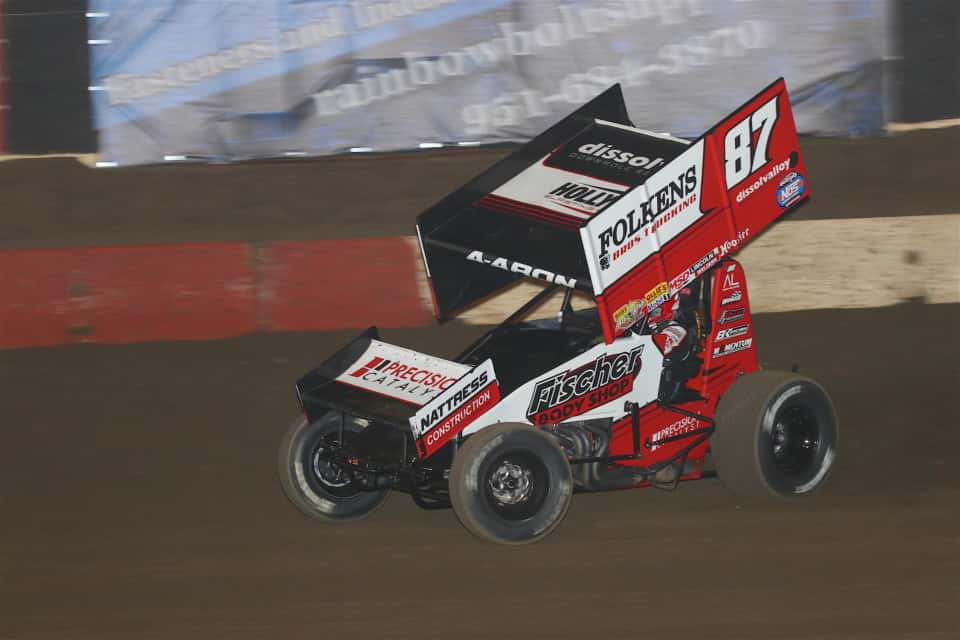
<box><xmin>0</xmin><ymin>238</ymin><xmax>431</xmax><ymax>350</ymax></box>
<box><xmin>260</xmin><ymin>238</ymin><xmax>430</xmax><ymax>332</ymax></box>
<box><xmin>0</xmin><ymin>244</ymin><xmax>258</xmax><ymax>349</ymax></box>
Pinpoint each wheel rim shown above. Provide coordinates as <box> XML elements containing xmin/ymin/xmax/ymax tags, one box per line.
<box><xmin>770</xmin><ymin>402</ymin><xmax>821</xmax><ymax>476</ymax></box>
<box><xmin>305</xmin><ymin>436</ymin><xmax>361</xmax><ymax>499</ymax></box>
<box><xmin>482</xmin><ymin>451</ymin><xmax>548</xmax><ymax>521</ymax></box>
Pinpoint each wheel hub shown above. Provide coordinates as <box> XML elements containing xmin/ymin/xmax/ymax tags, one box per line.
<box><xmin>771</xmin><ymin>404</ymin><xmax>820</xmax><ymax>474</ymax></box>
<box><xmin>312</xmin><ymin>446</ymin><xmax>351</xmax><ymax>489</ymax></box>
<box><xmin>487</xmin><ymin>459</ymin><xmax>534</xmax><ymax>505</ymax></box>
<box><xmin>772</xmin><ymin>423</ymin><xmax>788</xmax><ymax>456</ymax></box>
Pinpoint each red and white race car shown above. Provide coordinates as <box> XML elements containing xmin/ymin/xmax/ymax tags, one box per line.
<box><xmin>278</xmin><ymin>78</ymin><xmax>837</xmax><ymax>544</ymax></box>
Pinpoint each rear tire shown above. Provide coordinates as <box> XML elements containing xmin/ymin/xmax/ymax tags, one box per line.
<box><xmin>278</xmin><ymin>414</ymin><xmax>389</xmax><ymax>522</ymax></box>
<box><xmin>712</xmin><ymin>371</ymin><xmax>838</xmax><ymax>498</ymax></box>
<box><xmin>449</xmin><ymin>423</ymin><xmax>573</xmax><ymax>545</ymax></box>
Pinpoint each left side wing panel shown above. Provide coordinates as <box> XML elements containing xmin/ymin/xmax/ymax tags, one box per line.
<box><xmin>583</xmin><ymin>78</ymin><xmax>809</xmax><ymax>342</ymax></box>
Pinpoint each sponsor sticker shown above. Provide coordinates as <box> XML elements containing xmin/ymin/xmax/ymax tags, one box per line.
<box><xmin>545</xmin><ymin>181</ymin><xmax>625</xmax><ymax>216</ymax></box>
<box><xmin>669</xmin><ymin>270</ymin><xmax>692</xmax><ymax>292</ymax></box>
<box><xmin>718</xmin><ymin>307</ymin><xmax>746</xmax><ymax>325</ymax></box>
<box><xmin>712</xmin><ymin>337</ymin><xmax>753</xmax><ymax>358</ymax></box>
<box><xmin>690</xmin><ymin>248</ymin><xmax>719</xmax><ymax>278</ymax></box>
<box><xmin>715</xmin><ymin>324</ymin><xmax>750</xmax><ymax>341</ymax></box>
<box><xmin>527</xmin><ymin>346</ymin><xmax>644</xmax><ymax>425</ymax></box>
<box><xmin>410</xmin><ymin>359</ymin><xmax>500</xmax><ymax>457</ymax></box>
<box><xmin>614</xmin><ymin>299</ymin><xmax>645</xmax><ymax>332</ymax></box>
<box><xmin>776</xmin><ymin>171</ymin><xmax>806</xmax><ymax>208</ymax></box>
<box><xmin>337</xmin><ymin>340</ymin><xmax>469</xmax><ymax>405</ymax></box>
<box><xmin>715</xmin><ymin>228</ymin><xmax>750</xmax><ymax>259</ymax></box>
<box><xmin>720</xmin><ymin>290</ymin><xmax>743</xmax><ymax>306</ymax></box>
<box><xmin>648</xmin><ymin>415</ymin><xmax>700</xmax><ymax>451</ymax></box>
<box><xmin>721</xmin><ymin>270</ymin><xmax>741</xmax><ymax>291</ymax></box>
<box><xmin>644</xmin><ymin>281</ymin><xmax>670</xmax><ymax>308</ymax></box>
<box><xmin>568</xmin><ymin>142</ymin><xmax>665</xmax><ymax>171</ymax></box>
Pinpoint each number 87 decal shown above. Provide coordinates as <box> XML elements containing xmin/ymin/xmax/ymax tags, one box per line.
<box><xmin>723</xmin><ymin>95</ymin><xmax>779</xmax><ymax>189</ymax></box>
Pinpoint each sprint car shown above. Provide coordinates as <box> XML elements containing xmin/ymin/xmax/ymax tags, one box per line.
<box><xmin>278</xmin><ymin>78</ymin><xmax>838</xmax><ymax>544</ymax></box>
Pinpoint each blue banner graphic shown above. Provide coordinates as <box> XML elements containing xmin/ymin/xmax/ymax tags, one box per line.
<box><xmin>89</xmin><ymin>0</ymin><xmax>889</xmax><ymax>166</ymax></box>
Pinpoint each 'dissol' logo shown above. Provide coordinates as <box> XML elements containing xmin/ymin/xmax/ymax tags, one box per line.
<box><xmin>575</xmin><ymin>143</ymin><xmax>665</xmax><ymax>170</ymax></box>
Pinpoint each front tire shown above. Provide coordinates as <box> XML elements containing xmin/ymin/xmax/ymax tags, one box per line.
<box><xmin>712</xmin><ymin>370</ymin><xmax>839</xmax><ymax>498</ymax></box>
<box><xmin>449</xmin><ymin>423</ymin><xmax>573</xmax><ymax>545</ymax></box>
<box><xmin>278</xmin><ymin>414</ymin><xmax>389</xmax><ymax>522</ymax></box>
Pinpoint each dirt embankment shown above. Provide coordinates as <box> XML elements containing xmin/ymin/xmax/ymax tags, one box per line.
<box><xmin>1</xmin><ymin>127</ymin><xmax>958</xmax><ymax>250</ymax></box>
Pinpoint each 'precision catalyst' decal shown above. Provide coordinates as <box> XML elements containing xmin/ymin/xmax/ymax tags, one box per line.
<box><xmin>336</xmin><ymin>340</ymin><xmax>469</xmax><ymax>405</ymax></box>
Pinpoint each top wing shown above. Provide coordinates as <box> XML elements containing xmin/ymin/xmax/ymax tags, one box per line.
<box><xmin>415</xmin><ymin>78</ymin><xmax>809</xmax><ymax>341</ymax></box>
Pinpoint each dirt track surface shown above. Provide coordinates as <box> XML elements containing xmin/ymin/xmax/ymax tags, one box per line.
<box><xmin>2</xmin><ymin>302</ymin><xmax>958</xmax><ymax>639</ymax></box>
<box><xmin>2</xmin><ymin>127</ymin><xmax>959</xmax><ymax>250</ymax></box>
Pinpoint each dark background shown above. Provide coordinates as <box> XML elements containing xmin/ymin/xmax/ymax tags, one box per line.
<box><xmin>3</xmin><ymin>0</ymin><xmax>95</xmax><ymax>153</ymax></box>
<box><xmin>895</xmin><ymin>0</ymin><xmax>960</xmax><ymax>122</ymax></box>
<box><xmin>0</xmin><ymin>0</ymin><xmax>958</xmax><ymax>154</ymax></box>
